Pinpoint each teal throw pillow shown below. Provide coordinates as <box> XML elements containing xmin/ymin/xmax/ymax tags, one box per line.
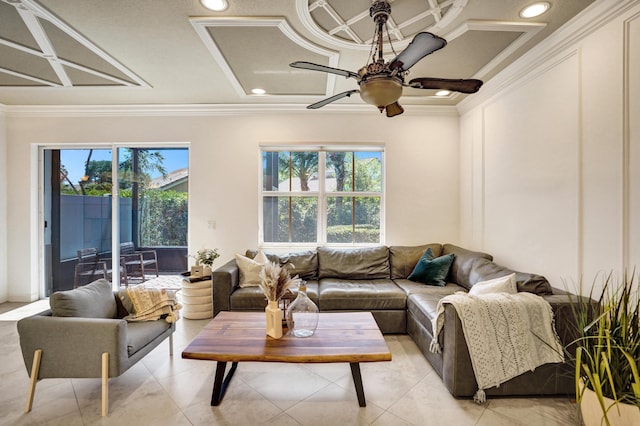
<box><xmin>407</xmin><ymin>249</ymin><xmax>454</xmax><ymax>287</ymax></box>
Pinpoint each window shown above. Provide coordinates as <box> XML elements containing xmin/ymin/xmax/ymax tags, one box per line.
<box><xmin>260</xmin><ymin>147</ymin><xmax>384</xmax><ymax>245</ymax></box>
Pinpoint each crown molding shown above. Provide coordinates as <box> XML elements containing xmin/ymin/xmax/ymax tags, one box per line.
<box><xmin>457</xmin><ymin>0</ymin><xmax>640</xmax><ymax>115</ymax></box>
<box><xmin>3</xmin><ymin>103</ymin><xmax>458</xmax><ymax>118</ymax></box>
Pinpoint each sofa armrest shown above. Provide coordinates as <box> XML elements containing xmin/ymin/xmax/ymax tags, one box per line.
<box><xmin>17</xmin><ymin>313</ymin><xmax>129</xmax><ymax>379</ymax></box>
<box><xmin>541</xmin><ymin>292</ymin><xmax>594</xmax><ymax>350</ymax></box>
<box><xmin>439</xmin><ymin>291</ymin><xmax>591</xmax><ymax>396</ymax></box>
<box><xmin>212</xmin><ymin>259</ymin><xmax>239</xmax><ymax>317</ymax></box>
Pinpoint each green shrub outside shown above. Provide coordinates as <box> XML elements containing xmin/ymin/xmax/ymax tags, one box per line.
<box><xmin>139</xmin><ymin>190</ymin><xmax>188</xmax><ymax>246</ymax></box>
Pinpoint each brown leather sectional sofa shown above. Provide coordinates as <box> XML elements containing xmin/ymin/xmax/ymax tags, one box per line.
<box><xmin>212</xmin><ymin>243</ymin><xmax>581</xmax><ymax>397</ymax></box>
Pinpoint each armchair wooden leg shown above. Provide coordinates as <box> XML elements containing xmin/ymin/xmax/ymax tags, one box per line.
<box><xmin>169</xmin><ymin>334</ymin><xmax>174</xmax><ymax>357</ymax></box>
<box><xmin>101</xmin><ymin>352</ymin><xmax>109</xmax><ymax>417</ymax></box>
<box><xmin>25</xmin><ymin>349</ymin><xmax>42</xmax><ymax>413</ymax></box>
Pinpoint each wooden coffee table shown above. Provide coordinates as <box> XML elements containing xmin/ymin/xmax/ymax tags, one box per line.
<box><xmin>182</xmin><ymin>311</ymin><xmax>391</xmax><ymax>406</ymax></box>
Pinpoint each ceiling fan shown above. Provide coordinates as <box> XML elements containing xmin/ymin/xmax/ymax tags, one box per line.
<box><xmin>290</xmin><ymin>0</ymin><xmax>483</xmax><ymax>117</ymax></box>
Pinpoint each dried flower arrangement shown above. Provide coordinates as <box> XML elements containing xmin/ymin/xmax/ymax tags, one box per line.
<box><xmin>259</xmin><ymin>261</ymin><xmax>301</xmax><ymax>302</ymax></box>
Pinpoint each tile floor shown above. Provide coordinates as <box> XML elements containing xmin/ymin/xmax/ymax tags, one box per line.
<box><xmin>0</xmin><ymin>302</ymin><xmax>580</xmax><ymax>425</ymax></box>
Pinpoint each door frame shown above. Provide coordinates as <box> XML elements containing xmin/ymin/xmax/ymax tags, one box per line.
<box><xmin>35</xmin><ymin>142</ymin><xmax>190</xmax><ymax>297</ymax></box>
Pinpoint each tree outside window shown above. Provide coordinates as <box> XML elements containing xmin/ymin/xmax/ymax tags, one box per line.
<box><xmin>261</xmin><ymin>148</ymin><xmax>383</xmax><ymax>245</ymax></box>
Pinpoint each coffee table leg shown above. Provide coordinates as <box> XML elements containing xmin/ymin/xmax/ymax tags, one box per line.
<box><xmin>211</xmin><ymin>361</ymin><xmax>238</xmax><ymax>406</ymax></box>
<box><xmin>350</xmin><ymin>362</ymin><xmax>366</xmax><ymax>407</ymax></box>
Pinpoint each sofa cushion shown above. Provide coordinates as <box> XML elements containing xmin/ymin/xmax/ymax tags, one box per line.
<box><xmin>468</xmin><ymin>273</ymin><xmax>517</xmax><ymax>295</ymax></box>
<box><xmin>50</xmin><ymin>279</ymin><xmax>117</xmax><ymax>318</ymax></box>
<box><xmin>318</xmin><ymin>278</ymin><xmax>406</xmax><ymax>310</ymax></box>
<box><xmin>408</xmin><ymin>249</ymin><xmax>454</xmax><ymax>287</ymax></box>
<box><xmin>389</xmin><ymin>244</ymin><xmax>442</xmax><ymax>279</ymax></box>
<box><xmin>406</xmin><ymin>293</ymin><xmax>449</xmax><ymax>333</ymax></box>
<box><xmin>317</xmin><ymin>246</ymin><xmax>390</xmax><ymax>279</ymax></box>
<box><xmin>126</xmin><ymin>320</ymin><xmax>172</xmax><ymax>356</ymax></box>
<box><xmin>468</xmin><ymin>258</ymin><xmax>553</xmax><ymax>295</ymax></box>
<box><xmin>246</xmin><ymin>249</ymin><xmax>318</xmax><ymax>280</ymax></box>
<box><xmin>235</xmin><ymin>250</ymin><xmax>268</xmax><ymax>287</ymax></box>
<box><xmin>395</xmin><ymin>279</ymin><xmax>466</xmax><ymax>296</ymax></box>
<box><xmin>442</xmin><ymin>244</ymin><xmax>493</xmax><ymax>289</ymax></box>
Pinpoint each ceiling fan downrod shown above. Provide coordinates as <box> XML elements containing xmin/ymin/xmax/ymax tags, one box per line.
<box><xmin>370</xmin><ymin>0</ymin><xmax>391</xmax><ymax>63</ymax></box>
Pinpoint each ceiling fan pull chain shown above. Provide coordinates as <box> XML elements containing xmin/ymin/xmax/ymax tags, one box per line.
<box><xmin>384</xmin><ymin>22</ymin><xmax>398</xmax><ymax>58</ymax></box>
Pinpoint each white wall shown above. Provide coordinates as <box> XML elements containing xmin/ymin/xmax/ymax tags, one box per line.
<box><xmin>5</xmin><ymin>111</ymin><xmax>460</xmax><ymax>301</ymax></box>
<box><xmin>0</xmin><ymin>110</ymin><xmax>7</xmax><ymax>303</ymax></box>
<box><xmin>459</xmin><ymin>0</ymin><xmax>640</xmax><ymax>294</ymax></box>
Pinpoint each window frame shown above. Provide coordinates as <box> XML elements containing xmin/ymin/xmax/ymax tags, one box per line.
<box><xmin>259</xmin><ymin>145</ymin><xmax>385</xmax><ymax>248</ymax></box>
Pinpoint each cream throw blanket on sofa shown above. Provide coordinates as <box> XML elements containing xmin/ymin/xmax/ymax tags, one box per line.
<box><xmin>125</xmin><ymin>287</ymin><xmax>182</xmax><ymax>323</ymax></box>
<box><xmin>430</xmin><ymin>292</ymin><xmax>564</xmax><ymax>403</ymax></box>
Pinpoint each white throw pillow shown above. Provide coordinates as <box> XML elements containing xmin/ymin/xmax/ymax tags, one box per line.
<box><xmin>469</xmin><ymin>273</ymin><xmax>517</xmax><ymax>295</ymax></box>
<box><xmin>235</xmin><ymin>250</ymin><xmax>268</xmax><ymax>287</ymax></box>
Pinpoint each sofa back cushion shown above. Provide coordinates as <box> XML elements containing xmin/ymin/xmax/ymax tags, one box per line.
<box><xmin>246</xmin><ymin>249</ymin><xmax>318</xmax><ymax>280</ymax></box>
<box><xmin>468</xmin><ymin>258</ymin><xmax>553</xmax><ymax>295</ymax></box>
<box><xmin>50</xmin><ymin>279</ymin><xmax>117</xmax><ymax>318</ymax></box>
<box><xmin>442</xmin><ymin>244</ymin><xmax>493</xmax><ymax>289</ymax></box>
<box><xmin>389</xmin><ymin>244</ymin><xmax>442</xmax><ymax>279</ymax></box>
<box><xmin>318</xmin><ymin>246</ymin><xmax>390</xmax><ymax>279</ymax></box>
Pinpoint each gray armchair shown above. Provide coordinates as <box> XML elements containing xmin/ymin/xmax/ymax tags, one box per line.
<box><xmin>17</xmin><ymin>279</ymin><xmax>175</xmax><ymax>416</ymax></box>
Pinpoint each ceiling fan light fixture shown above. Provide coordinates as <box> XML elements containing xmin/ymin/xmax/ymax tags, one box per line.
<box><xmin>520</xmin><ymin>2</ymin><xmax>550</xmax><ymax>18</ymax></box>
<box><xmin>359</xmin><ymin>77</ymin><xmax>402</xmax><ymax>111</ymax></box>
<box><xmin>200</xmin><ymin>0</ymin><xmax>228</xmax><ymax>12</ymax></box>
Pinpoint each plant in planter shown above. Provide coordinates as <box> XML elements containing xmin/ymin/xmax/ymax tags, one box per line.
<box><xmin>568</xmin><ymin>271</ymin><xmax>640</xmax><ymax>426</ymax></box>
<box><xmin>191</xmin><ymin>248</ymin><xmax>220</xmax><ymax>276</ymax></box>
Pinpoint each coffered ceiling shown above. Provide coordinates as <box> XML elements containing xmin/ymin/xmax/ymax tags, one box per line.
<box><xmin>0</xmin><ymin>0</ymin><xmax>595</xmax><ymax>108</ymax></box>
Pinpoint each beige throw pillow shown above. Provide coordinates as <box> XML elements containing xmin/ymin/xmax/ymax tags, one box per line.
<box><xmin>235</xmin><ymin>250</ymin><xmax>268</xmax><ymax>287</ymax></box>
<box><xmin>468</xmin><ymin>273</ymin><xmax>517</xmax><ymax>296</ymax></box>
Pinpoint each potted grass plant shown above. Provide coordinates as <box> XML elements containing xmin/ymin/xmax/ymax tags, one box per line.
<box><xmin>568</xmin><ymin>271</ymin><xmax>640</xmax><ymax>426</ymax></box>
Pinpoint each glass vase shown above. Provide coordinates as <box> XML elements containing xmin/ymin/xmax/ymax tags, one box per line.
<box><xmin>286</xmin><ymin>282</ymin><xmax>319</xmax><ymax>337</ymax></box>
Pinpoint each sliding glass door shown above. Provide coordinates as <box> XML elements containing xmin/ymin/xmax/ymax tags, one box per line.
<box><xmin>42</xmin><ymin>146</ymin><xmax>188</xmax><ymax>295</ymax></box>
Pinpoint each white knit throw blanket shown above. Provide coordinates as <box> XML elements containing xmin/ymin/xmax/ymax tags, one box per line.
<box><xmin>430</xmin><ymin>292</ymin><xmax>564</xmax><ymax>403</ymax></box>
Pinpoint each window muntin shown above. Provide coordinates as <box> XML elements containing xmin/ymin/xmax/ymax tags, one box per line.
<box><xmin>260</xmin><ymin>148</ymin><xmax>383</xmax><ymax>246</ymax></box>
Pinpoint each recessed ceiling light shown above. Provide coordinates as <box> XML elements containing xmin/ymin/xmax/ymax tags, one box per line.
<box><xmin>520</xmin><ymin>2</ymin><xmax>550</xmax><ymax>18</ymax></box>
<box><xmin>200</xmin><ymin>0</ymin><xmax>228</xmax><ymax>12</ymax></box>
<box><xmin>251</xmin><ymin>88</ymin><xmax>266</xmax><ymax>95</ymax></box>
<box><xmin>435</xmin><ymin>90</ymin><xmax>451</xmax><ymax>97</ymax></box>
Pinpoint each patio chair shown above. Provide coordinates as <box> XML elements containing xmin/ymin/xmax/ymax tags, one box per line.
<box><xmin>75</xmin><ymin>248</ymin><xmax>128</xmax><ymax>288</ymax></box>
<box><xmin>119</xmin><ymin>242</ymin><xmax>158</xmax><ymax>285</ymax></box>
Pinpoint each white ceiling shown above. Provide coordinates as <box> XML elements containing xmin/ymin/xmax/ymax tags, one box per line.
<box><xmin>0</xmin><ymin>0</ymin><xmax>595</xmax><ymax>108</ymax></box>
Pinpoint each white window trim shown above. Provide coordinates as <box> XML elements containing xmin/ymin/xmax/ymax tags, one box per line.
<box><xmin>258</xmin><ymin>145</ymin><xmax>385</xmax><ymax>249</ymax></box>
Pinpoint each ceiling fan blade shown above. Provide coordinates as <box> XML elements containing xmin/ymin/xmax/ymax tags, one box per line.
<box><xmin>408</xmin><ymin>77</ymin><xmax>484</xmax><ymax>94</ymax></box>
<box><xmin>385</xmin><ymin>102</ymin><xmax>404</xmax><ymax>117</ymax></box>
<box><xmin>389</xmin><ymin>32</ymin><xmax>447</xmax><ymax>72</ymax></box>
<box><xmin>290</xmin><ymin>61</ymin><xmax>360</xmax><ymax>80</ymax></box>
<box><xmin>307</xmin><ymin>90</ymin><xmax>359</xmax><ymax>109</ymax></box>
